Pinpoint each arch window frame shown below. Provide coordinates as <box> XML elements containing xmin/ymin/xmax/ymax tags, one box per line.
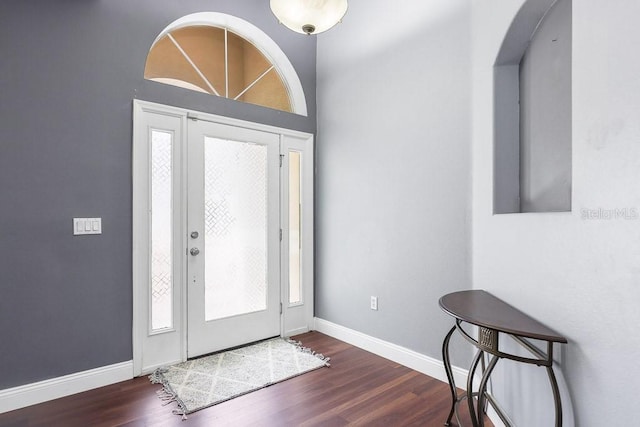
<box><xmin>147</xmin><ymin>12</ymin><xmax>308</xmax><ymax>117</ymax></box>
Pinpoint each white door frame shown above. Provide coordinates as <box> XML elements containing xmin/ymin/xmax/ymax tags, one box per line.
<box><xmin>132</xmin><ymin>100</ymin><xmax>314</xmax><ymax>376</ymax></box>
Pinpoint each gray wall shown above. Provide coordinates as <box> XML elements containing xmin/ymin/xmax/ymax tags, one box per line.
<box><xmin>519</xmin><ymin>0</ymin><xmax>572</xmax><ymax>212</ymax></box>
<box><xmin>473</xmin><ymin>0</ymin><xmax>640</xmax><ymax>424</ymax></box>
<box><xmin>0</xmin><ymin>0</ymin><xmax>315</xmax><ymax>390</ymax></box>
<box><xmin>315</xmin><ymin>0</ymin><xmax>472</xmax><ymax>362</ymax></box>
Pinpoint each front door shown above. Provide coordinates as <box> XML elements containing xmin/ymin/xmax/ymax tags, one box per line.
<box><xmin>133</xmin><ymin>101</ymin><xmax>314</xmax><ymax>375</ymax></box>
<box><xmin>186</xmin><ymin>119</ymin><xmax>281</xmax><ymax>357</ymax></box>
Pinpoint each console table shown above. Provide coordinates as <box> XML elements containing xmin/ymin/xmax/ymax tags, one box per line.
<box><xmin>439</xmin><ymin>290</ymin><xmax>567</xmax><ymax>427</ymax></box>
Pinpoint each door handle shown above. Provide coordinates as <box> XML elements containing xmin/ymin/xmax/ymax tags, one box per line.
<box><xmin>190</xmin><ymin>247</ymin><xmax>200</xmax><ymax>256</ymax></box>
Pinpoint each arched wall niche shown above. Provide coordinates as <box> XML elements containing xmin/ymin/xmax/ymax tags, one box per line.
<box><xmin>494</xmin><ymin>0</ymin><xmax>572</xmax><ymax>214</ymax></box>
<box><xmin>144</xmin><ymin>12</ymin><xmax>308</xmax><ymax>117</ymax></box>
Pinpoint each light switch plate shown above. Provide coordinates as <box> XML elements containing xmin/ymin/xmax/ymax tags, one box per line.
<box><xmin>74</xmin><ymin>218</ymin><xmax>102</xmax><ymax>235</ymax></box>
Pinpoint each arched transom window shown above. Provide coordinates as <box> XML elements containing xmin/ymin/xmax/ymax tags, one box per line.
<box><xmin>144</xmin><ymin>13</ymin><xmax>307</xmax><ymax>116</ymax></box>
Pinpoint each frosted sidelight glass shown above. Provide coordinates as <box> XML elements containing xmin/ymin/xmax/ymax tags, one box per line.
<box><xmin>289</xmin><ymin>152</ymin><xmax>302</xmax><ymax>304</ymax></box>
<box><xmin>204</xmin><ymin>137</ymin><xmax>268</xmax><ymax>321</ymax></box>
<box><xmin>151</xmin><ymin>130</ymin><xmax>173</xmax><ymax>330</ymax></box>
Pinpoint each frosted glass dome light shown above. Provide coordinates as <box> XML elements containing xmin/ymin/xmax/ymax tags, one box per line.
<box><xmin>270</xmin><ymin>0</ymin><xmax>348</xmax><ymax>35</ymax></box>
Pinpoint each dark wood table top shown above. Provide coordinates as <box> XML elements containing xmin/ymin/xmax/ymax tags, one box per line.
<box><xmin>439</xmin><ymin>290</ymin><xmax>567</xmax><ymax>343</ymax></box>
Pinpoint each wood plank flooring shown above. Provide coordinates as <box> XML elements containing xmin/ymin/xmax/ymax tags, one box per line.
<box><xmin>0</xmin><ymin>332</ymin><xmax>492</xmax><ymax>426</ymax></box>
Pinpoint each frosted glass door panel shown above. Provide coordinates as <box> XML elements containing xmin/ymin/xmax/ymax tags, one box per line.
<box><xmin>204</xmin><ymin>137</ymin><xmax>268</xmax><ymax>321</ymax></box>
<box><xmin>150</xmin><ymin>130</ymin><xmax>173</xmax><ymax>331</ymax></box>
<box><xmin>288</xmin><ymin>152</ymin><xmax>302</xmax><ymax>304</ymax></box>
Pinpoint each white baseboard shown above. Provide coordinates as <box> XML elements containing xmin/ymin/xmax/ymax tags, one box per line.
<box><xmin>313</xmin><ymin>318</ymin><xmax>468</xmax><ymax>386</ymax></box>
<box><xmin>0</xmin><ymin>361</ymin><xmax>133</xmax><ymax>414</ymax></box>
<box><xmin>313</xmin><ymin>318</ymin><xmax>506</xmax><ymax>427</ymax></box>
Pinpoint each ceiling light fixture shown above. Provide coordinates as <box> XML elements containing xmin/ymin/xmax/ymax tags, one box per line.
<box><xmin>270</xmin><ymin>0</ymin><xmax>348</xmax><ymax>35</ymax></box>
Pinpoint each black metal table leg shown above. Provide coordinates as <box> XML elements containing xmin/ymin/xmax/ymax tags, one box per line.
<box><xmin>442</xmin><ymin>326</ymin><xmax>458</xmax><ymax>426</ymax></box>
<box><xmin>467</xmin><ymin>349</ymin><xmax>484</xmax><ymax>427</ymax></box>
<box><xmin>476</xmin><ymin>355</ymin><xmax>499</xmax><ymax>427</ymax></box>
<box><xmin>546</xmin><ymin>365</ymin><xmax>563</xmax><ymax>427</ymax></box>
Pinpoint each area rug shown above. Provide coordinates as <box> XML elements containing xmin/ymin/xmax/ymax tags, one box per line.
<box><xmin>149</xmin><ymin>337</ymin><xmax>330</xmax><ymax>418</ymax></box>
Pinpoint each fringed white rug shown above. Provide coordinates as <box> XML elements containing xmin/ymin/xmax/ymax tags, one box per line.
<box><xmin>150</xmin><ymin>337</ymin><xmax>330</xmax><ymax>418</ymax></box>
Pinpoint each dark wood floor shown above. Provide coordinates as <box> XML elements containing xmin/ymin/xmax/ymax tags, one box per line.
<box><xmin>0</xmin><ymin>332</ymin><xmax>492</xmax><ymax>426</ymax></box>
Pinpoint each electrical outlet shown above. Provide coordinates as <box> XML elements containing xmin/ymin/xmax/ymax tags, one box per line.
<box><xmin>370</xmin><ymin>296</ymin><xmax>378</xmax><ymax>311</ymax></box>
